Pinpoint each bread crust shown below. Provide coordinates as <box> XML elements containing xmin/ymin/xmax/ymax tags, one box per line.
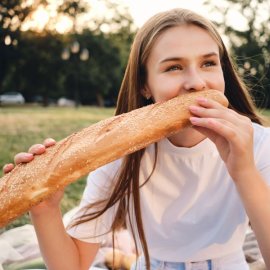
<box><xmin>0</xmin><ymin>90</ymin><xmax>228</xmax><ymax>227</ymax></box>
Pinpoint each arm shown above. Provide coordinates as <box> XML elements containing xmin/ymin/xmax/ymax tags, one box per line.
<box><xmin>4</xmin><ymin>139</ymin><xmax>100</xmax><ymax>270</ymax></box>
<box><xmin>234</xmin><ymin>170</ymin><xmax>270</xmax><ymax>267</ymax></box>
<box><xmin>189</xmin><ymin>97</ymin><xmax>270</xmax><ymax>267</ymax></box>
<box><xmin>30</xmin><ymin>203</ymin><xmax>100</xmax><ymax>270</ymax></box>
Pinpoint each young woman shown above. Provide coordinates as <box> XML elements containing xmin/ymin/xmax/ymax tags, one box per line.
<box><xmin>4</xmin><ymin>8</ymin><xmax>270</xmax><ymax>270</ymax></box>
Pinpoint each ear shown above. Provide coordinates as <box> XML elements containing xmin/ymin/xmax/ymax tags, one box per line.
<box><xmin>141</xmin><ymin>86</ymin><xmax>152</xmax><ymax>100</ymax></box>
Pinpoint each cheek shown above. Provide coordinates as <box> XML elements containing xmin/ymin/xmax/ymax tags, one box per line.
<box><xmin>217</xmin><ymin>76</ymin><xmax>225</xmax><ymax>93</ymax></box>
<box><xmin>149</xmin><ymin>77</ymin><xmax>180</xmax><ymax>102</ymax></box>
<box><xmin>212</xmin><ymin>70</ymin><xmax>225</xmax><ymax>93</ymax></box>
<box><xmin>208</xmin><ymin>72</ymin><xmax>225</xmax><ymax>93</ymax></box>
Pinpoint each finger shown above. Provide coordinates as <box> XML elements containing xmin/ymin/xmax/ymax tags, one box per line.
<box><xmin>14</xmin><ymin>152</ymin><xmax>34</xmax><ymax>165</ymax></box>
<box><xmin>192</xmin><ymin>125</ymin><xmax>217</xmax><ymax>143</ymax></box>
<box><xmin>189</xmin><ymin>105</ymin><xmax>219</xmax><ymax>118</ymax></box>
<box><xmin>189</xmin><ymin>104</ymin><xmax>246</xmax><ymax>125</ymax></box>
<box><xmin>43</xmin><ymin>138</ymin><xmax>56</xmax><ymax>148</ymax></box>
<box><xmin>190</xmin><ymin>117</ymin><xmax>237</xmax><ymax>142</ymax></box>
<box><xmin>189</xmin><ymin>105</ymin><xmax>234</xmax><ymax>121</ymax></box>
<box><xmin>28</xmin><ymin>144</ymin><xmax>46</xmax><ymax>155</ymax></box>
<box><xmin>196</xmin><ymin>96</ymin><xmax>227</xmax><ymax>109</ymax></box>
<box><xmin>3</xmin><ymin>163</ymin><xmax>15</xmax><ymax>174</ymax></box>
<box><xmin>195</xmin><ymin>97</ymin><xmax>245</xmax><ymax>120</ymax></box>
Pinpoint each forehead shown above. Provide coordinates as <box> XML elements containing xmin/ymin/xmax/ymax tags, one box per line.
<box><xmin>149</xmin><ymin>25</ymin><xmax>220</xmax><ymax>61</ymax></box>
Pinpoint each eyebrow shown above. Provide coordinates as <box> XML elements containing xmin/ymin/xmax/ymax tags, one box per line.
<box><xmin>159</xmin><ymin>52</ymin><xmax>219</xmax><ymax>64</ymax></box>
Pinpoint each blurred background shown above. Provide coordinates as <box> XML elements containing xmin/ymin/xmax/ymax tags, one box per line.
<box><xmin>0</xmin><ymin>0</ymin><xmax>270</xmax><ymax>108</ymax></box>
<box><xmin>0</xmin><ymin>0</ymin><xmax>270</xmax><ymax>230</ymax></box>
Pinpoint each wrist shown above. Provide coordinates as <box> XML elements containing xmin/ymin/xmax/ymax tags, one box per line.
<box><xmin>233</xmin><ymin>168</ymin><xmax>267</xmax><ymax>200</ymax></box>
<box><xmin>230</xmin><ymin>164</ymin><xmax>257</xmax><ymax>184</ymax></box>
<box><xmin>30</xmin><ymin>204</ymin><xmax>62</xmax><ymax>219</ymax></box>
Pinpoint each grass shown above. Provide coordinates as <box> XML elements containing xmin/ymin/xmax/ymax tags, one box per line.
<box><xmin>262</xmin><ymin>109</ymin><xmax>270</xmax><ymax>117</ymax></box>
<box><xmin>0</xmin><ymin>105</ymin><xmax>115</xmax><ymax>231</ymax></box>
<box><xmin>1</xmin><ymin>105</ymin><xmax>270</xmax><ymax>232</ymax></box>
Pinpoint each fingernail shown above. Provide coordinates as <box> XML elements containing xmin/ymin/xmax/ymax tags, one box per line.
<box><xmin>44</xmin><ymin>138</ymin><xmax>56</xmax><ymax>145</ymax></box>
<box><xmin>190</xmin><ymin>117</ymin><xmax>199</xmax><ymax>124</ymax></box>
<box><xmin>189</xmin><ymin>105</ymin><xmax>199</xmax><ymax>112</ymax></box>
<box><xmin>3</xmin><ymin>163</ymin><xmax>12</xmax><ymax>170</ymax></box>
<box><xmin>24</xmin><ymin>153</ymin><xmax>33</xmax><ymax>158</ymax></box>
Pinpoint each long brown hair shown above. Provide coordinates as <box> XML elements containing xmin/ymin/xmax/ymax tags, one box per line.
<box><xmin>70</xmin><ymin>8</ymin><xmax>263</xmax><ymax>269</ymax></box>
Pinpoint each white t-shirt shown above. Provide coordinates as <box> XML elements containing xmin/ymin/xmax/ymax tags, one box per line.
<box><xmin>67</xmin><ymin>123</ymin><xmax>270</xmax><ymax>261</ymax></box>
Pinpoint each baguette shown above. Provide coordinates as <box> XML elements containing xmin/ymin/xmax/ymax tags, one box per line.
<box><xmin>0</xmin><ymin>89</ymin><xmax>228</xmax><ymax>228</ymax></box>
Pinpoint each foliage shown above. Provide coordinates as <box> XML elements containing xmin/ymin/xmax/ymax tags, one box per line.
<box><xmin>0</xmin><ymin>0</ymin><xmax>34</xmax><ymax>91</ymax></box>
<box><xmin>204</xmin><ymin>0</ymin><xmax>270</xmax><ymax>108</ymax></box>
<box><xmin>3</xmin><ymin>31</ymin><xmax>65</xmax><ymax>105</ymax></box>
<box><xmin>0</xmin><ymin>0</ymin><xmax>137</xmax><ymax>106</ymax></box>
<box><xmin>61</xmin><ymin>30</ymin><xmax>123</xmax><ymax>106</ymax></box>
<box><xmin>57</xmin><ymin>0</ymin><xmax>88</xmax><ymax>18</ymax></box>
<box><xmin>3</xmin><ymin>29</ymin><xmax>123</xmax><ymax>106</ymax></box>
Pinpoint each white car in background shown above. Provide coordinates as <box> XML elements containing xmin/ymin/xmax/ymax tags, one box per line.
<box><xmin>0</xmin><ymin>92</ymin><xmax>25</xmax><ymax>104</ymax></box>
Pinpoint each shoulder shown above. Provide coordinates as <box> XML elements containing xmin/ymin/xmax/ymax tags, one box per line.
<box><xmin>87</xmin><ymin>158</ymin><xmax>122</xmax><ymax>184</ymax></box>
<box><xmin>93</xmin><ymin>158</ymin><xmax>123</xmax><ymax>178</ymax></box>
<box><xmin>83</xmin><ymin>158</ymin><xmax>123</xmax><ymax>199</ymax></box>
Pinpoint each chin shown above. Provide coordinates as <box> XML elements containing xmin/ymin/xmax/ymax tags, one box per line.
<box><xmin>168</xmin><ymin>127</ymin><xmax>206</xmax><ymax>147</ymax></box>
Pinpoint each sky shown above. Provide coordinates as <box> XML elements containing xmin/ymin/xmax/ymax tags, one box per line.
<box><xmin>92</xmin><ymin>0</ymin><xmax>249</xmax><ymax>32</ymax></box>
<box><xmin>123</xmin><ymin>0</ymin><xmax>258</xmax><ymax>33</ymax></box>
<box><xmin>123</xmin><ymin>0</ymin><xmax>209</xmax><ymax>27</ymax></box>
<box><xmin>21</xmin><ymin>0</ymin><xmax>252</xmax><ymax>34</ymax></box>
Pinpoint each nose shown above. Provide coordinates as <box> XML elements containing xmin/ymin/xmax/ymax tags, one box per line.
<box><xmin>182</xmin><ymin>68</ymin><xmax>207</xmax><ymax>92</ymax></box>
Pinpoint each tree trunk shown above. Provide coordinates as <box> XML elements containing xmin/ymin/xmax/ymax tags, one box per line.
<box><xmin>96</xmin><ymin>92</ymin><xmax>104</xmax><ymax>107</ymax></box>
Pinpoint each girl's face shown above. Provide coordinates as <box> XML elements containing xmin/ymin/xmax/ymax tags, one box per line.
<box><xmin>143</xmin><ymin>25</ymin><xmax>225</xmax><ymax>102</ymax></box>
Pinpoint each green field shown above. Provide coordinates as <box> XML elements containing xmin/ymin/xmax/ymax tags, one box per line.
<box><xmin>1</xmin><ymin>105</ymin><xmax>270</xmax><ymax>231</ymax></box>
<box><xmin>0</xmin><ymin>105</ymin><xmax>115</xmax><ymax>231</ymax></box>
<box><xmin>262</xmin><ymin>109</ymin><xmax>270</xmax><ymax>117</ymax></box>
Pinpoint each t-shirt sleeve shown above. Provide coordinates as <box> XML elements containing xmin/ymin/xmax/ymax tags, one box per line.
<box><xmin>66</xmin><ymin>159</ymin><xmax>122</xmax><ymax>243</ymax></box>
<box><xmin>254</xmin><ymin>124</ymin><xmax>270</xmax><ymax>186</ymax></box>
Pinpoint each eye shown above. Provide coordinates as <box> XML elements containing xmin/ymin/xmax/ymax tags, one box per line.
<box><xmin>202</xmin><ymin>61</ymin><xmax>217</xmax><ymax>68</ymax></box>
<box><xmin>165</xmin><ymin>64</ymin><xmax>182</xmax><ymax>72</ymax></box>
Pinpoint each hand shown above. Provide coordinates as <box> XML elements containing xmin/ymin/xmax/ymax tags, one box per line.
<box><xmin>3</xmin><ymin>138</ymin><xmax>64</xmax><ymax>215</ymax></box>
<box><xmin>3</xmin><ymin>138</ymin><xmax>56</xmax><ymax>173</ymax></box>
<box><xmin>189</xmin><ymin>97</ymin><xmax>256</xmax><ymax>181</ymax></box>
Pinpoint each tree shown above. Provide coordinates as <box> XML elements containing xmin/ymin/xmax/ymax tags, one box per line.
<box><xmin>1</xmin><ymin>0</ymin><xmax>136</xmax><ymax>106</ymax></box>
<box><xmin>204</xmin><ymin>0</ymin><xmax>270</xmax><ymax>108</ymax></box>
<box><xmin>60</xmin><ymin>30</ymin><xmax>122</xmax><ymax>106</ymax></box>
<box><xmin>95</xmin><ymin>1</ymin><xmax>136</xmax><ymax>106</ymax></box>
<box><xmin>5</xmin><ymin>31</ymin><xmax>65</xmax><ymax>105</ymax></box>
<box><xmin>58</xmin><ymin>0</ymin><xmax>136</xmax><ymax>106</ymax></box>
<box><xmin>0</xmin><ymin>0</ymin><xmax>36</xmax><ymax>92</ymax></box>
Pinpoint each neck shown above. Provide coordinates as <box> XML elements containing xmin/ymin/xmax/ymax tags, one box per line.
<box><xmin>168</xmin><ymin>127</ymin><xmax>206</xmax><ymax>148</ymax></box>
